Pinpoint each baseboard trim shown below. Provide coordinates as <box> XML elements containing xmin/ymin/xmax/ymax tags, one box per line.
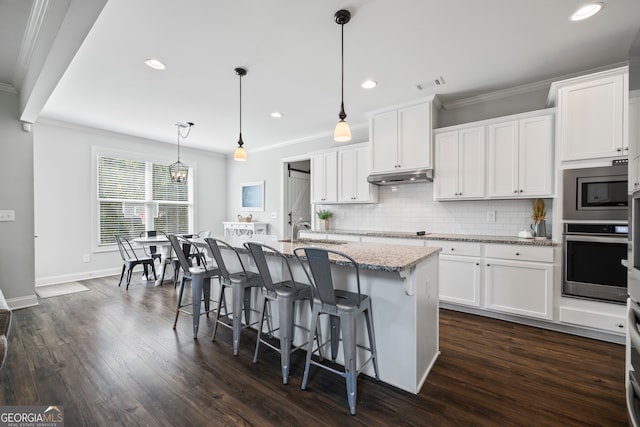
<box><xmin>35</xmin><ymin>268</ymin><xmax>120</xmax><ymax>287</ymax></box>
<box><xmin>6</xmin><ymin>294</ymin><xmax>38</xmax><ymax>310</ymax></box>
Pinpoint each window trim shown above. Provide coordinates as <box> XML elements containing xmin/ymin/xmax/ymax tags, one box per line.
<box><xmin>91</xmin><ymin>146</ymin><xmax>196</xmax><ymax>253</ymax></box>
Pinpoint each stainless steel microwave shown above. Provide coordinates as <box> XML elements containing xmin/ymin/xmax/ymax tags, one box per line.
<box><xmin>563</xmin><ymin>164</ymin><xmax>628</xmax><ymax>221</ymax></box>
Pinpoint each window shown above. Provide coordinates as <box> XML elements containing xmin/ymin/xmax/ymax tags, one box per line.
<box><xmin>97</xmin><ymin>153</ymin><xmax>193</xmax><ymax>246</ymax></box>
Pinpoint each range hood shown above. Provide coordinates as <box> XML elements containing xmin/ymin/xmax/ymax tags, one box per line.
<box><xmin>367</xmin><ymin>169</ymin><xmax>433</xmax><ymax>185</ymax></box>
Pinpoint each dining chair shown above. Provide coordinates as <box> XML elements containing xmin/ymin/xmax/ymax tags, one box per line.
<box><xmin>205</xmin><ymin>237</ymin><xmax>262</xmax><ymax>355</ymax></box>
<box><xmin>244</xmin><ymin>241</ymin><xmax>319</xmax><ymax>384</ymax></box>
<box><xmin>168</xmin><ymin>234</ymin><xmax>220</xmax><ymax>338</ymax></box>
<box><xmin>116</xmin><ymin>235</ymin><xmax>157</xmax><ymax>290</ymax></box>
<box><xmin>293</xmin><ymin>246</ymin><xmax>379</xmax><ymax>415</ymax></box>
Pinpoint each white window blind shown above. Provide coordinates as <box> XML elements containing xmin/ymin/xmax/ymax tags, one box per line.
<box><xmin>97</xmin><ymin>154</ymin><xmax>192</xmax><ymax>245</ymax></box>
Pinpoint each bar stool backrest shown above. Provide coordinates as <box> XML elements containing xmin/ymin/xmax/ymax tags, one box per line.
<box><xmin>294</xmin><ymin>247</ymin><xmax>362</xmax><ymax>307</ymax></box>
<box><xmin>116</xmin><ymin>235</ymin><xmax>140</xmax><ymax>262</ymax></box>
<box><xmin>168</xmin><ymin>235</ymin><xmax>194</xmax><ymax>276</ymax></box>
<box><xmin>205</xmin><ymin>237</ymin><xmax>248</xmax><ymax>281</ymax></box>
<box><xmin>244</xmin><ymin>242</ymin><xmax>300</xmax><ymax>293</ymax></box>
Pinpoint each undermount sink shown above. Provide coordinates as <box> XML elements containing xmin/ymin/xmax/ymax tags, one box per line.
<box><xmin>277</xmin><ymin>238</ymin><xmax>347</xmax><ymax>245</ymax></box>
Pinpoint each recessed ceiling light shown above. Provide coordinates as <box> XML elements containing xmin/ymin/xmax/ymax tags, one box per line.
<box><xmin>144</xmin><ymin>58</ymin><xmax>166</xmax><ymax>70</ymax></box>
<box><xmin>270</xmin><ymin>112</ymin><xmax>283</xmax><ymax>118</ymax></box>
<box><xmin>361</xmin><ymin>80</ymin><xmax>377</xmax><ymax>89</ymax></box>
<box><xmin>570</xmin><ymin>2</ymin><xmax>604</xmax><ymax>21</ymax></box>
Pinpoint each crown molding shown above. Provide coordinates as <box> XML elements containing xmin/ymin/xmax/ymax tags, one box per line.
<box><xmin>13</xmin><ymin>0</ymin><xmax>49</xmax><ymax>91</ymax></box>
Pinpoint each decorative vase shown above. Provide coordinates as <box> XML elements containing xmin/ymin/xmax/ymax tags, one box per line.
<box><xmin>320</xmin><ymin>219</ymin><xmax>329</xmax><ymax>231</ymax></box>
<box><xmin>530</xmin><ymin>220</ymin><xmax>547</xmax><ymax>239</ymax></box>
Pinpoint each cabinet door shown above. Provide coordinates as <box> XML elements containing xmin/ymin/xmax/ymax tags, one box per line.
<box><xmin>398</xmin><ymin>103</ymin><xmax>431</xmax><ymax>170</ymax></box>
<box><xmin>338</xmin><ymin>148</ymin><xmax>355</xmax><ymax>202</ymax></box>
<box><xmin>458</xmin><ymin>126</ymin><xmax>486</xmax><ymax>199</ymax></box>
<box><xmin>560</xmin><ymin>74</ymin><xmax>625</xmax><ymax>161</ymax></box>
<box><xmin>629</xmin><ymin>96</ymin><xmax>640</xmax><ymax>193</ymax></box>
<box><xmin>488</xmin><ymin>121</ymin><xmax>519</xmax><ymax>197</ymax></box>
<box><xmin>370</xmin><ymin>110</ymin><xmax>398</xmax><ymax>173</ymax></box>
<box><xmin>434</xmin><ymin>131</ymin><xmax>459</xmax><ymax>199</ymax></box>
<box><xmin>519</xmin><ymin>115</ymin><xmax>553</xmax><ymax>197</ymax></box>
<box><xmin>353</xmin><ymin>146</ymin><xmax>373</xmax><ymax>201</ymax></box>
<box><xmin>439</xmin><ymin>255</ymin><xmax>482</xmax><ymax>307</ymax></box>
<box><xmin>485</xmin><ymin>259</ymin><xmax>553</xmax><ymax>320</ymax></box>
<box><xmin>311</xmin><ymin>152</ymin><xmax>337</xmax><ymax>203</ymax></box>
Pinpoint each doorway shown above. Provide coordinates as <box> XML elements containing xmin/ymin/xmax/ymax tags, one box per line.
<box><xmin>283</xmin><ymin>159</ymin><xmax>311</xmax><ymax>238</ymax></box>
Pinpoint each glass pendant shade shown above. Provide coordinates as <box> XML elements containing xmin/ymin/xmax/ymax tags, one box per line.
<box><xmin>333</xmin><ymin>119</ymin><xmax>351</xmax><ymax>142</ymax></box>
<box><xmin>234</xmin><ymin>145</ymin><xmax>247</xmax><ymax>161</ymax></box>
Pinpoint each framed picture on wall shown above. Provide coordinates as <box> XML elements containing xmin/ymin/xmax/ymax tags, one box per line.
<box><xmin>240</xmin><ymin>181</ymin><xmax>265</xmax><ymax>211</ymax></box>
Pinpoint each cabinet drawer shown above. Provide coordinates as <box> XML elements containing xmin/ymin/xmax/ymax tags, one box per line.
<box><xmin>559</xmin><ymin>306</ymin><xmax>626</xmax><ymax>334</ymax></box>
<box><xmin>428</xmin><ymin>241</ymin><xmax>481</xmax><ymax>257</ymax></box>
<box><xmin>485</xmin><ymin>244</ymin><xmax>553</xmax><ymax>263</ymax></box>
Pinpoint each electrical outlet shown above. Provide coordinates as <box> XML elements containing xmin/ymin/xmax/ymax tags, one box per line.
<box><xmin>270</xmin><ymin>212</ymin><xmax>277</xmax><ymax>219</ymax></box>
<box><xmin>487</xmin><ymin>211</ymin><xmax>496</xmax><ymax>222</ymax></box>
<box><xmin>83</xmin><ymin>254</ymin><xmax>91</xmax><ymax>263</ymax></box>
<box><xmin>0</xmin><ymin>210</ymin><xmax>15</xmax><ymax>221</ymax></box>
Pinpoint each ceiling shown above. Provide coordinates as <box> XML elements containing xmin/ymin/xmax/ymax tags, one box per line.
<box><xmin>1</xmin><ymin>0</ymin><xmax>640</xmax><ymax>156</ymax></box>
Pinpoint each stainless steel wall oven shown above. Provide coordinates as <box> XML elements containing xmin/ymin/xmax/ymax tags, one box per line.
<box><xmin>563</xmin><ymin>223</ymin><xmax>628</xmax><ymax>303</ymax></box>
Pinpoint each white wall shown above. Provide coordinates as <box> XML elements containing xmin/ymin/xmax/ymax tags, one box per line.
<box><xmin>0</xmin><ymin>91</ymin><xmax>36</xmax><ymax>308</ymax></box>
<box><xmin>33</xmin><ymin>120</ymin><xmax>227</xmax><ymax>286</ymax></box>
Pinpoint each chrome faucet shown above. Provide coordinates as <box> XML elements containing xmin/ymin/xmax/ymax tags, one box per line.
<box><xmin>291</xmin><ymin>220</ymin><xmax>311</xmax><ymax>242</ymax></box>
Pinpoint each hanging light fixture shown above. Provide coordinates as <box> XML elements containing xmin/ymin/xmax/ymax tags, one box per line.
<box><xmin>333</xmin><ymin>9</ymin><xmax>352</xmax><ymax>142</ymax></box>
<box><xmin>234</xmin><ymin>67</ymin><xmax>248</xmax><ymax>161</ymax></box>
<box><xmin>169</xmin><ymin>121</ymin><xmax>193</xmax><ymax>183</ymax></box>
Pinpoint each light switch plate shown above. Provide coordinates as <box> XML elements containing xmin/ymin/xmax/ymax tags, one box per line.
<box><xmin>487</xmin><ymin>211</ymin><xmax>496</xmax><ymax>222</ymax></box>
<box><xmin>270</xmin><ymin>212</ymin><xmax>277</xmax><ymax>219</ymax></box>
<box><xmin>0</xmin><ymin>210</ymin><xmax>15</xmax><ymax>221</ymax></box>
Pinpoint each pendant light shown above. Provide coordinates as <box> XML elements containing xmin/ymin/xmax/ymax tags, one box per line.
<box><xmin>169</xmin><ymin>121</ymin><xmax>193</xmax><ymax>183</ymax></box>
<box><xmin>234</xmin><ymin>67</ymin><xmax>248</xmax><ymax>161</ymax></box>
<box><xmin>333</xmin><ymin>9</ymin><xmax>351</xmax><ymax>142</ymax></box>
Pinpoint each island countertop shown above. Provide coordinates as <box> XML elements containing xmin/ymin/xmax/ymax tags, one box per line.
<box><xmin>212</xmin><ymin>236</ymin><xmax>442</xmax><ymax>273</ymax></box>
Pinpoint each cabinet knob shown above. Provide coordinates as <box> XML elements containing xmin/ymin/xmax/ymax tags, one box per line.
<box><xmin>486</xmin><ymin>264</ymin><xmax>490</xmax><ymax>267</ymax></box>
<box><xmin>515</xmin><ymin>252</ymin><xmax>520</xmax><ymax>256</ymax></box>
<box><xmin>617</xmin><ymin>148</ymin><xmax>623</xmax><ymax>152</ymax></box>
<box><xmin>519</xmin><ymin>189</ymin><xmax>523</xmax><ymax>193</ymax></box>
<box><xmin>450</xmin><ymin>248</ymin><xmax>455</xmax><ymax>251</ymax></box>
<box><xmin>617</xmin><ymin>323</ymin><xmax>625</xmax><ymax>329</ymax></box>
<box><xmin>624</xmin><ymin>147</ymin><xmax>629</xmax><ymax>151</ymax></box>
<box><xmin>459</xmin><ymin>192</ymin><xmax>462</xmax><ymax>196</ymax></box>
<box><xmin>513</xmin><ymin>190</ymin><xmax>518</xmax><ymax>194</ymax></box>
<box><xmin>475</xmin><ymin>262</ymin><xmax>480</xmax><ymax>266</ymax></box>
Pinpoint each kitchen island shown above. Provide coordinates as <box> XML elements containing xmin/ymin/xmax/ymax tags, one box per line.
<box><xmin>212</xmin><ymin>235</ymin><xmax>441</xmax><ymax>394</ymax></box>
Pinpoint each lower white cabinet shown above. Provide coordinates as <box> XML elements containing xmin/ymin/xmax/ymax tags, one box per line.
<box><xmin>439</xmin><ymin>254</ymin><xmax>482</xmax><ymax>307</ymax></box>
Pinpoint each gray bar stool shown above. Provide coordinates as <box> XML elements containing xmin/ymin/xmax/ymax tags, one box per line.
<box><xmin>294</xmin><ymin>247</ymin><xmax>380</xmax><ymax>415</ymax></box>
<box><xmin>206</xmin><ymin>237</ymin><xmax>262</xmax><ymax>355</ymax></box>
<box><xmin>244</xmin><ymin>242</ymin><xmax>319</xmax><ymax>384</ymax></box>
<box><xmin>168</xmin><ymin>235</ymin><xmax>220</xmax><ymax>338</ymax></box>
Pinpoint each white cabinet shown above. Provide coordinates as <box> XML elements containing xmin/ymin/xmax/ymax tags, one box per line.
<box><xmin>549</xmin><ymin>66</ymin><xmax>628</xmax><ymax>161</ymax></box>
<box><xmin>484</xmin><ymin>244</ymin><xmax>554</xmax><ymax>320</ymax></box>
<box><xmin>311</xmin><ymin>151</ymin><xmax>337</xmax><ymax>204</ymax></box>
<box><xmin>487</xmin><ymin>114</ymin><xmax>553</xmax><ymax>198</ymax></box>
<box><xmin>629</xmin><ymin>93</ymin><xmax>640</xmax><ymax>193</ymax></box>
<box><xmin>434</xmin><ymin>126</ymin><xmax>485</xmax><ymax>200</ymax></box>
<box><xmin>434</xmin><ymin>241</ymin><xmax>482</xmax><ymax>307</ymax></box>
<box><xmin>338</xmin><ymin>144</ymin><xmax>378</xmax><ymax>203</ymax></box>
<box><xmin>370</xmin><ymin>100</ymin><xmax>434</xmax><ymax>174</ymax></box>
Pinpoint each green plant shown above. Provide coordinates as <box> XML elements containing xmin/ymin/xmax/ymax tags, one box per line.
<box><xmin>532</xmin><ymin>199</ymin><xmax>546</xmax><ymax>224</ymax></box>
<box><xmin>316</xmin><ymin>209</ymin><xmax>333</xmax><ymax>220</ymax></box>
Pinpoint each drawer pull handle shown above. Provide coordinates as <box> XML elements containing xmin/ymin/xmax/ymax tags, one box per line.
<box><xmin>617</xmin><ymin>323</ymin><xmax>625</xmax><ymax>328</ymax></box>
<box><xmin>515</xmin><ymin>252</ymin><xmax>520</xmax><ymax>256</ymax></box>
<box><xmin>451</xmin><ymin>248</ymin><xmax>455</xmax><ymax>251</ymax></box>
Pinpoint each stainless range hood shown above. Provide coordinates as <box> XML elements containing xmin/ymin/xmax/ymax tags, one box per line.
<box><xmin>367</xmin><ymin>169</ymin><xmax>433</xmax><ymax>185</ymax></box>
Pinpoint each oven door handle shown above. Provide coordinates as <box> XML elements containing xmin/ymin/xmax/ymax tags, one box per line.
<box><xmin>565</xmin><ymin>235</ymin><xmax>628</xmax><ymax>244</ymax></box>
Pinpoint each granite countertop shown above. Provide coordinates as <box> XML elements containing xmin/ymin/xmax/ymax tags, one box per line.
<box><xmin>302</xmin><ymin>229</ymin><xmax>557</xmax><ymax>247</ymax></box>
<box><xmin>211</xmin><ymin>236</ymin><xmax>441</xmax><ymax>273</ymax></box>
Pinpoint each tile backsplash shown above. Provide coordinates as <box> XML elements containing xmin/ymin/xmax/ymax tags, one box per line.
<box><xmin>321</xmin><ymin>183</ymin><xmax>554</xmax><ymax>238</ymax></box>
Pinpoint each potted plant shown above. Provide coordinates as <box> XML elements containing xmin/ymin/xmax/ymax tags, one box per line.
<box><xmin>316</xmin><ymin>209</ymin><xmax>333</xmax><ymax>231</ymax></box>
<box><xmin>531</xmin><ymin>199</ymin><xmax>547</xmax><ymax>239</ymax></box>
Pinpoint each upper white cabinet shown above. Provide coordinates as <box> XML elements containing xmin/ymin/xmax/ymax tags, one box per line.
<box><xmin>369</xmin><ymin>99</ymin><xmax>436</xmax><ymax>174</ymax></box>
<box><xmin>311</xmin><ymin>151</ymin><xmax>337</xmax><ymax>203</ymax></box>
<box><xmin>487</xmin><ymin>114</ymin><xmax>553</xmax><ymax>198</ymax></box>
<box><xmin>338</xmin><ymin>144</ymin><xmax>378</xmax><ymax>203</ymax></box>
<box><xmin>434</xmin><ymin>126</ymin><xmax>485</xmax><ymax>200</ymax></box>
<box><xmin>629</xmin><ymin>92</ymin><xmax>640</xmax><ymax>193</ymax></box>
<box><xmin>548</xmin><ymin>66</ymin><xmax>628</xmax><ymax>162</ymax></box>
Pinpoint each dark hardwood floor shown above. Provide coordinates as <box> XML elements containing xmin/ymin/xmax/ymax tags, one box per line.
<box><xmin>0</xmin><ymin>275</ymin><xmax>628</xmax><ymax>426</ymax></box>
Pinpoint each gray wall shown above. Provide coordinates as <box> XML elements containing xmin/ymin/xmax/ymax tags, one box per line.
<box><xmin>33</xmin><ymin>120</ymin><xmax>228</xmax><ymax>287</ymax></box>
<box><xmin>0</xmin><ymin>91</ymin><xmax>36</xmax><ymax>308</ymax></box>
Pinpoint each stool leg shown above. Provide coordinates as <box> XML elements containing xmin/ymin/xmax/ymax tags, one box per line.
<box><xmin>211</xmin><ymin>282</ymin><xmax>226</xmax><ymax>342</ymax></box>
<box><xmin>301</xmin><ymin>305</ymin><xmax>319</xmax><ymax>391</ymax></box>
<box><xmin>232</xmin><ymin>282</ymin><xmax>243</xmax><ymax>355</ymax></box>
<box><xmin>253</xmin><ymin>297</ymin><xmax>268</xmax><ymax>363</ymax></box>
<box><xmin>364</xmin><ymin>301</ymin><xmax>380</xmax><ymax>381</ymax></box>
<box><xmin>341</xmin><ymin>311</ymin><xmax>358</xmax><ymax>415</ymax></box>
<box><xmin>118</xmin><ymin>264</ymin><xmax>126</xmax><ymax>287</ymax></box>
<box><xmin>278</xmin><ymin>294</ymin><xmax>294</xmax><ymax>385</ymax></box>
<box><xmin>173</xmin><ymin>277</ymin><xmax>187</xmax><ymax>329</ymax></box>
<box><xmin>330</xmin><ymin>315</ymin><xmax>341</xmax><ymax>361</ymax></box>
<box><xmin>203</xmin><ymin>277</ymin><xmax>211</xmax><ymax>316</ymax></box>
